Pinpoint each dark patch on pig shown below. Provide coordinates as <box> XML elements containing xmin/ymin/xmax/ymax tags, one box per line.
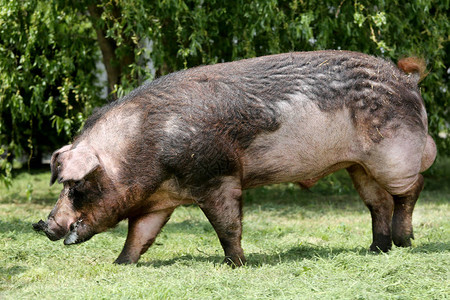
<box><xmin>68</xmin><ymin>178</ymin><xmax>99</xmax><ymax>210</ymax></box>
<box><xmin>115</xmin><ymin>58</ymin><xmax>306</xmax><ymax>191</ymax></box>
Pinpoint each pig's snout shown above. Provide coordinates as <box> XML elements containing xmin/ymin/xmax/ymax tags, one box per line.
<box><xmin>32</xmin><ymin>219</ymin><xmax>47</xmax><ymax>232</ymax></box>
<box><xmin>32</xmin><ymin>218</ymin><xmax>70</xmax><ymax>241</ymax></box>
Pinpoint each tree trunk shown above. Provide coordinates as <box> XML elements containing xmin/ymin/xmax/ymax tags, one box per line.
<box><xmin>87</xmin><ymin>3</ymin><xmax>136</xmax><ymax>100</ymax></box>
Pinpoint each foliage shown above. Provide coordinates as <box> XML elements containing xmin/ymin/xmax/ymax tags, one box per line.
<box><xmin>0</xmin><ymin>0</ymin><xmax>101</xmax><ymax>184</ymax></box>
<box><xmin>1</xmin><ymin>0</ymin><xmax>449</xmax><ymax>184</ymax></box>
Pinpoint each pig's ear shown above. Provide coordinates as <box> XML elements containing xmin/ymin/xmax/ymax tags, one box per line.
<box><xmin>50</xmin><ymin>145</ymin><xmax>100</xmax><ymax>186</ymax></box>
<box><xmin>50</xmin><ymin>145</ymin><xmax>73</xmax><ymax>186</ymax></box>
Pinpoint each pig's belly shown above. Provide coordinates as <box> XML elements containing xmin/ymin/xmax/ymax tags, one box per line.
<box><xmin>241</xmin><ymin>99</ymin><xmax>359</xmax><ymax>188</ymax></box>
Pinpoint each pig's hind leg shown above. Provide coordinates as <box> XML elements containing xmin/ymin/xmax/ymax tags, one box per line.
<box><xmin>363</xmin><ymin>130</ymin><xmax>432</xmax><ymax>250</ymax></box>
<box><xmin>197</xmin><ymin>176</ymin><xmax>245</xmax><ymax>267</ymax></box>
<box><xmin>347</xmin><ymin>164</ymin><xmax>394</xmax><ymax>252</ymax></box>
<box><xmin>114</xmin><ymin>208</ymin><xmax>174</xmax><ymax>264</ymax></box>
<box><xmin>391</xmin><ymin>174</ymin><xmax>424</xmax><ymax>247</ymax></box>
<box><xmin>389</xmin><ymin>135</ymin><xmax>435</xmax><ymax>247</ymax></box>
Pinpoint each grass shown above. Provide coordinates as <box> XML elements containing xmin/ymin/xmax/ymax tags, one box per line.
<box><xmin>0</xmin><ymin>157</ymin><xmax>449</xmax><ymax>299</ymax></box>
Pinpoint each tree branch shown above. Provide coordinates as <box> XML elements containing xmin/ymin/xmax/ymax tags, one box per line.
<box><xmin>87</xmin><ymin>4</ymin><xmax>120</xmax><ymax>99</ymax></box>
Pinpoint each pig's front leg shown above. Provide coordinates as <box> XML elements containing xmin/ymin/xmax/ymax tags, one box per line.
<box><xmin>198</xmin><ymin>177</ymin><xmax>245</xmax><ymax>267</ymax></box>
<box><xmin>114</xmin><ymin>208</ymin><xmax>174</xmax><ymax>264</ymax></box>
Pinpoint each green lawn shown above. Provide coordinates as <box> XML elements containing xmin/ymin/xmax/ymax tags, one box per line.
<box><xmin>1</xmin><ymin>157</ymin><xmax>449</xmax><ymax>299</ymax></box>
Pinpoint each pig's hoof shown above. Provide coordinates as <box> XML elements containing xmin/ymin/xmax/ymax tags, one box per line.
<box><xmin>114</xmin><ymin>256</ymin><xmax>134</xmax><ymax>265</ymax></box>
<box><xmin>392</xmin><ymin>235</ymin><xmax>413</xmax><ymax>248</ymax></box>
<box><xmin>369</xmin><ymin>244</ymin><xmax>391</xmax><ymax>253</ymax></box>
<box><xmin>369</xmin><ymin>234</ymin><xmax>392</xmax><ymax>253</ymax></box>
<box><xmin>223</xmin><ymin>256</ymin><xmax>246</xmax><ymax>268</ymax></box>
<box><xmin>393</xmin><ymin>229</ymin><xmax>414</xmax><ymax>247</ymax></box>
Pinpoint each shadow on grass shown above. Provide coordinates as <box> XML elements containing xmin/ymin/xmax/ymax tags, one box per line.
<box><xmin>0</xmin><ymin>218</ymin><xmax>35</xmax><ymax>233</ymax></box>
<box><xmin>0</xmin><ymin>193</ymin><xmax>57</xmax><ymax>206</ymax></box>
<box><xmin>138</xmin><ymin>240</ymin><xmax>449</xmax><ymax>268</ymax></box>
<box><xmin>138</xmin><ymin>245</ymin><xmax>368</xmax><ymax>268</ymax></box>
<box><xmin>411</xmin><ymin>242</ymin><xmax>450</xmax><ymax>254</ymax></box>
<box><xmin>0</xmin><ymin>266</ymin><xmax>28</xmax><ymax>281</ymax></box>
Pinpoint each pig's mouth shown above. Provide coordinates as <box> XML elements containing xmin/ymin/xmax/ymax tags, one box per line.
<box><xmin>32</xmin><ymin>219</ymin><xmax>88</xmax><ymax>245</ymax></box>
<box><xmin>63</xmin><ymin>219</ymin><xmax>86</xmax><ymax>245</ymax></box>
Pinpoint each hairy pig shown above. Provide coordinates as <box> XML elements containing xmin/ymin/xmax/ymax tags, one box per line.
<box><xmin>33</xmin><ymin>51</ymin><xmax>436</xmax><ymax>266</ymax></box>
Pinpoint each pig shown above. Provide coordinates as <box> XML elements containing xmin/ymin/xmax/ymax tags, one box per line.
<box><xmin>33</xmin><ymin>51</ymin><xmax>436</xmax><ymax>266</ymax></box>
